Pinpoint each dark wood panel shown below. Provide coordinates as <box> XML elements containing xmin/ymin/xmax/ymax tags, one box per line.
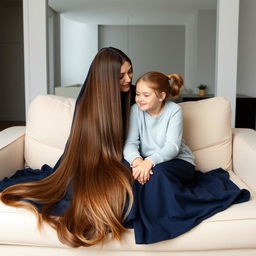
<box><xmin>235</xmin><ymin>98</ymin><xmax>256</xmax><ymax>129</ymax></box>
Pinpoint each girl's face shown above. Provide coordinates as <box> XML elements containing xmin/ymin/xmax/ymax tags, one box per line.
<box><xmin>120</xmin><ymin>61</ymin><xmax>133</xmax><ymax>92</ymax></box>
<box><xmin>135</xmin><ymin>81</ymin><xmax>166</xmax><ymax>116</ymax></box>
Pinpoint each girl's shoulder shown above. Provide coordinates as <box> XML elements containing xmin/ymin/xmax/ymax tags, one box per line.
<box><xmin>165</xmin><ymin>101</ymin><xmax>182</xmax><ymax>113</ymax></box>
<box><xmin>131</xmin><ymin>103</ymin><xmax>141</xmax><ymax>116</ymax></box>
<box><xmin>131</xmin><ymin>103</ymin><xmax>138</xmax><ymax>111</ymax></box>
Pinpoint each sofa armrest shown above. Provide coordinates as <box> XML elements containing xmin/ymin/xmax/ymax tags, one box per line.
<box><xmin>232</xmin><ymin>128</ymin><xmax>256</xmax><ymax>192</ymax></box>
<box><xmin>0</xmin><ymin>126</ymin><xmax>26</xmax><ymax>180</ymax></box>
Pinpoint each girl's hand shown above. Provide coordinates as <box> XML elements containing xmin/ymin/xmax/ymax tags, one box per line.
<box><xmin>131</xmin><ymin>157</ymin><xmax>143</xmax><ymax>168</ymax></box>
<box><xmin>132</xmin><ymin>159</ymin><xmax>153</xmax><ymax>184</ymax></box>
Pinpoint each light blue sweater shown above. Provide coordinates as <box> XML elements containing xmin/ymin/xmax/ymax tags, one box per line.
<box><xmin>123</xmin><ymin>101</ymin><xmax>195</xmax><ymax>166</ymax></box>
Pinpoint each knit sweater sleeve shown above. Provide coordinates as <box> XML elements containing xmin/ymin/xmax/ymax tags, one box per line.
<box><xmin>145</xmin><ymin>105</ymin><xmax>183</xmax><ymax>165</ymax></box>
<box><xmin>123</xmin><ymin>105</ymin><xmax>142</xmax><ymax>165</ymax></box>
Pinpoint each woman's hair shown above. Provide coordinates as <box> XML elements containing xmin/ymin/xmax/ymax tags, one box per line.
<box><xmin>136</xmin><ymin>72</ymin><xmax>183</xmax><ymax>100</ymax></box>
<box><xmin>1</xmin><ymin>47</ymin><xmax>134</xmax><ymax>247</ymax></box>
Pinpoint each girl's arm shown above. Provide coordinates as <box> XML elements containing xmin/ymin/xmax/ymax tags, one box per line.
<box><xmin>146</xmin><ymin>106</ymin><xmax>183</xmax><ymax>166</ymax></box>
<box><xmin>123</xmin><ymin>106</ymin><xmax>142</xmax><ymax>165</ymax></box>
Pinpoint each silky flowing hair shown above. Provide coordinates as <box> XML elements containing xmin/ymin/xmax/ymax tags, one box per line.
<box><xmin>1</xmin><ymin>47</ymin><xmax>134</xmax><ymax>247</ymax></box>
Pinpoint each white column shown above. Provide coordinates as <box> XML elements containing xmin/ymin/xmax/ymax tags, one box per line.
<box><xmin>23</xmin><ymin>0</ymin><xmax>48</xmax><ymax>118</ymax></box>
<box><xmin>184</xmin><ymin>11</ymin><xmax>198</xmax><ymax>92</ymax></box>
<box><xmin>215</xmin><ymin>0</ymin><xmax>239</xmax><ymax>127</ymax></box>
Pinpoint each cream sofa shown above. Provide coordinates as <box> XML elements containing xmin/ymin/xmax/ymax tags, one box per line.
<box><xmin>0</xmin><ymin>95</ymin><xmax>256</xmax><ymax>256</ymax></box>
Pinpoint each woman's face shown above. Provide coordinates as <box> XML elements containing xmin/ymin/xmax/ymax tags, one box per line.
<box><xmin>120</xmin><ymin>61</ymin><xmax>133</xmax><ymax>92</ymax></box>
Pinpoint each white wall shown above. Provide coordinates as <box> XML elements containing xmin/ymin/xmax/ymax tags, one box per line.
<box><xmin>237</xmin><ymin>0</ymin><xmax>256</xmax><ymax>97</ymax></box>
<box><xmin>184</xmin><ymin>11</ymin><xmax>198</xmax><ymax>93</ymax></box>
<box><xmin>48</xmin><ymin>7</ymin><xmax>55</xmax><ymax>94</ymax></box>
<box><xmin>48</xmin><ymin>7</ymin><xmax>61</xmax><ymax>94</ymax></box>
<box><xmin>215</xmin><ymin>0</ymin><xmax>239</xmax><ymax>127</ymax></box>
<box><xmin>60</xmin><ymin>15</ymin><xmax>98</xmax><ymax>87</ymax></box>
<box><xmin>23</xmin><ymin>0</ymin><xmax>48</xmax><ymax>117</ymax></box>
<box><xmin>56</xmin><ymin>9</ymin><xmax>199</xmax><ymax>92</ymax></box>
<box><xmin>197</xmin><ymin>10</ymin><xmax>216</xmax><ymax>94</ymax></box>
<box><xmin>0</xmin><ymin>3</ymin><xmax>25</xmax><ymax>121</ymax></box>
<box><xmin>99</xmin><ymin>25</ymin><xmax>185</xmax><ymax>82</ymax></box>
<box><xmin>99</xmin><ymin>26</ymin><xmax>129</xmax><ymax>57</ymax></box>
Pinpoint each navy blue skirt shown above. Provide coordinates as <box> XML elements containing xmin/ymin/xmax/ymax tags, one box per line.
<box><xmin>123</xmin><ymin>159</ymin><xmax>250</xmax><ymax>244</ymax></box>
<box><xmin>0</xmin><ymin>159</ymin><xmax>250</xmax><ymax>244</ymax></box>
<box><xmin>0</xmin><ymin>164</ymin><xmax>71</xmax><ymax>216</ymax></box>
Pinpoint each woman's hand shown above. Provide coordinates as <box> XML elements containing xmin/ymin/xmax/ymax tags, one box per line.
<box><xmin>132</xmin><ymin>159</ymin><xmax>153</xmax><ymax>184</ymax></box>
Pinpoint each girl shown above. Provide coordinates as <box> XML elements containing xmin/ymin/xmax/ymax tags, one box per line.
<box><xmin>123</xmin><ymin>71</ymin><xmax>250</xmax><ymax>244</ymax></box>
<box><xmin>0</xmin><ymin>47</ymin><xmax>135</xmax><ymax>247</ymax></box>
<box><xmin>124</xmin><ymin>72</ymin><xmax>194</xmax><ymax>184</ymax></box>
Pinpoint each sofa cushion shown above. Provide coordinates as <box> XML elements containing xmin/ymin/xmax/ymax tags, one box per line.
<box><xmin>25</xmin><ymin>95</ymin><xmax>232</xmax><ymax>172</ymax></box>
<box><xmin>25</xmin><ymin>95</ymin><xmax>75</xmax><ymax>169</ymax></box>
<box><xmin>180</xmin><ymin>97</ymin><xmax>232</xmax><ymax>172</ymax></box>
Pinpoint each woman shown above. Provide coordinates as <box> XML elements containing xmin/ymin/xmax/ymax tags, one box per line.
<box><xmin>0</xmin><ymin>47</ymin><xmax>135</xmax><ymax>247</ymax></box>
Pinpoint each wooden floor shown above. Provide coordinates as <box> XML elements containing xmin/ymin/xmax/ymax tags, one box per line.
<box><xmin>0</xmin><ymin>121</ymin><xmax>26</xmax><ymax>132</ymax></box>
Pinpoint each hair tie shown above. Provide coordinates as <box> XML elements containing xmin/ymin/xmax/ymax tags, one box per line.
<box><xmin>167</xmin><ymin>74</ymin><xmax>172</xmax><ymax>80</ymax></box>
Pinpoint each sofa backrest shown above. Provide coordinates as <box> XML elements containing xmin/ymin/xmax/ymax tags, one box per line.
<box><xmin>25</xmin><ymin>95</ymin><xmax>75</xmax><ymax>169</ymax></box>
<box><xmin>180</xmin><ymin>97</ymin><xmax>232</xmax><ymax>171</ymax></box>
<box><xmin>25</xmin><ymin>95</ymin><xmax>232</xmax><ymax>172</ymax></box>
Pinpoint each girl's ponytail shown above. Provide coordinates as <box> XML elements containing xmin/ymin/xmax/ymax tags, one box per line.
<box><xmin>167</xmin><ymin>73</ymin><xmax>183</xmax><ymax>98</ymax></box>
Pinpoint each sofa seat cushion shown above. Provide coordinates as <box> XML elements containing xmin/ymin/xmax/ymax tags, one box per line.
<box><xmin>0</xmin><ymin>171</ymin><xmax>255</xmax><ymax>252</ymax></box>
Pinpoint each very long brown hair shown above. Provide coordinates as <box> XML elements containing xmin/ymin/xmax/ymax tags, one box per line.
<box><xmin>1</xmin><ymin>47</ymin><xmax>134</xmax><ymax>247</ymax></box>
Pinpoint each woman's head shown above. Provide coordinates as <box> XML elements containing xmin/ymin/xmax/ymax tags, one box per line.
<box><xmin>76</xmin><ymin>47</ymin><xmax>133</xmax><ymax>102</ymax></box>
<box><xmin>120</xmin><ymin>60</ymin><xmax>133</xmax><ymax>92</ymax></box>
<box><xmin>104</xmin><ymin>47</ymin><xmax>133</xmax><ymax>93</ymax></box>
<box><xmin>94</xmin><ymin>47</ymin><xmax>133</xmax><ymax>92</ymax></box>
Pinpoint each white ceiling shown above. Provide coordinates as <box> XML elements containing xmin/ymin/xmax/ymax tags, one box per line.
<box><xmin>48</xmin><ymin>0</ymin><xmax>216</xmax><ymax>24</ymax></box>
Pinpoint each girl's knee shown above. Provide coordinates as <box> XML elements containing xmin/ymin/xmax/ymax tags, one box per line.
<box><xmin>152</xmin><ymin>161</ymin><xmax>172</xmax><ymax>173</ymax></box>
<box><xmin>152</xmin><ymin>165</ymin><xmax>167</xmax><ymax>177</ymax></box>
